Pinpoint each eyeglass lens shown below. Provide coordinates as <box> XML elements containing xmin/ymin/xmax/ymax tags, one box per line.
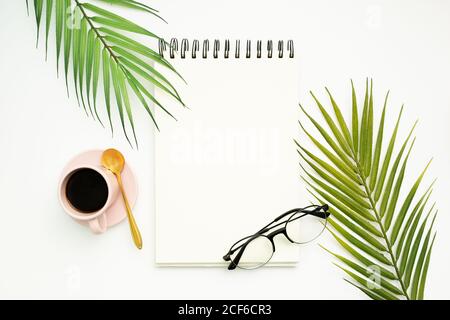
<box><xmin>230</xmin><ymin>235</ymin><xmax>274</xmax><ymax>270</ymax></box>
<box><xmin>285</xmin><ymin>211</ymin><xmax>327</xmax><ymax>244</ymax></box>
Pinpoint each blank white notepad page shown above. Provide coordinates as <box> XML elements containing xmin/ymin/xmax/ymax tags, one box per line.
<box><xmin>154</xmin><ymin>55</ymin><xmax>300</xmax><ymax>265</ymax></box>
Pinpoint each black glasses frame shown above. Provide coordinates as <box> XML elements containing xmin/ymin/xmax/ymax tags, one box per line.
<box><xmin>223</xmin><ymin>204</ymin><xmax>330</xmax><ymax>270</ymax></box>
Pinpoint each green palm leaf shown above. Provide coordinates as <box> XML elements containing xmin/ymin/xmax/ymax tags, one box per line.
<box><xmin>28</xmin><ymin>0</ymin><xmax>184</xmax><ymax>147</ymax></box>
<box><xmin>299</xmin><ymin>80</ymin><xmax>437</xmax><ymax>300</ymax></box>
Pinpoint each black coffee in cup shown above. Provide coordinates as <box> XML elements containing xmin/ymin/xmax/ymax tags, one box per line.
<box><xmin>65</xmin><ymin>168</ymin><xmax>109</xmax><ymax>213</ymax></box>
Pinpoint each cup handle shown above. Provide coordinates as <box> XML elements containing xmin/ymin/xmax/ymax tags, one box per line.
<box><xmin>88</xmin><ymin>214</ymin><xmax>107</xmax><ymax>234</ymax></box>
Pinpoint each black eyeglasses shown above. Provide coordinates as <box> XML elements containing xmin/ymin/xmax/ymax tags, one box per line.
<box><xmin>223</xmin><ymin>204</ymin><xmax>330</xmax><ymax>270</ymax></box>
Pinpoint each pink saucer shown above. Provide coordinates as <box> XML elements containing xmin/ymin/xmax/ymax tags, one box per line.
<box><xmin>61</xmin><ymin>150</ymin><xmax>138</xmax><ymax>228</ymax></box>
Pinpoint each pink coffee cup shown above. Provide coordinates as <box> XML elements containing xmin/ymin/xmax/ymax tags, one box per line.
<box><xmin>58</xmin><ymin>165</ymin><xmax>119</xmax><ymax>234</ymax></box>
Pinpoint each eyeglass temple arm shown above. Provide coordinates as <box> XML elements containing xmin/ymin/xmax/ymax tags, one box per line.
<box><xmin>309</xmin><ymin>204</ymin><xmax>330</xmax><ymax>218</ymax></box>
<box><xmin>258</xmin><ymin>205</ymin><xmax>329</xmax><ymax>234</ymax></box>
<box><xmin>272</xmin><ymin>205</ymin><xmax>328</xmax><ymax>222</ymax></box>
<box><xmin>223</xmin><ymin>234</ymin><xmax>256</xmax><ymax>262</ymax></box>
<box><xmin>273</xmin><ymin>208</ymin><xmax>302</xmax><ymax>222</ymax></box>
<box><xmin>232</xmin><ymin>206</ymin><xmax>330</xmax><ymax>254</ymax></box>
<box><xmin>254</xmin><ymin>208</ymin><xmax>301</xmax><ymax>234</ymax></box>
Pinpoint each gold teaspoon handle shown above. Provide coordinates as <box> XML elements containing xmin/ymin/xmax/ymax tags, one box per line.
<box><xmin>116</xmin><ymin>173</ymin><xmax>143</xmax><ymax>249</ymax></box>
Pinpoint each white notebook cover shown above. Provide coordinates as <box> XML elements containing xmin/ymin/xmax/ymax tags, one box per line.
<box><xmin>154</xmin><ymin>53</ymin><xmax>300</xmax><ymax>266</ymax></box>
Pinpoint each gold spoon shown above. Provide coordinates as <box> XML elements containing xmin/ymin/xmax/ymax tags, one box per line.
<box><xmin>101</xmin><ymin>148</ymin><xmax>142</xmax><ymax>250</ymax></box>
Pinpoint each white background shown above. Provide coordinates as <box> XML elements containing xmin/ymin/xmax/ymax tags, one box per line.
<box><xmin>0</xmin><ymin>0</ymin><xmax>449</xmax><ymax>299</ymax></box>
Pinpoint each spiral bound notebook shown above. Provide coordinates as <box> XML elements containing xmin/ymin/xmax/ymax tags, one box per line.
<box><xmin>154</xmin><ymin>39</ymin><xmax>300</xmax><ymax>266</ymax></box>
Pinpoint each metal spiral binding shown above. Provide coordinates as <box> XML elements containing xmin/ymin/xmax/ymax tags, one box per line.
<box><xmin>192</xmin><ymin>39</ymin><xmax>199</xmax><ymax>59</ymax></box>
<box><xmin>267</xmin><ymin>40</ymin><xmax>273</xmax><ymax>58</ymax></box>
<box><xmin>257</xmin><ymin>40</ymin><xmax>262</xmax><ymax>58</ymax></box>
<box><xmin>158</xmin><ymin>38</ymin><xmax>166</xmax><ymax>58</ymax></box>
<box><xmin>181</xmin><ymin>39</ymin><xmax>189</xmax><ymax>59</ymax></box>
<box><xmin>246</xmin><ymin>40</ymin><xmax>251</xmax><ymax>58</ymax></box>
<box><xmin>213</xmin><ymin>40</ymin><xmax>220</xmax><ymax>59</ymax></box>
<box><xmin>235</xmin><ymin>40</ymin><xmax>240</xmax><ymax>58</ymax></box>
<box><xmin>287</xmin><ymin>40</ymin><xmax>294</xmax><ymax>58</ymax></box>
<box><xmin>159</xmin><ymin>38</ymin><xmax>295</xmax><ymax>59</ymax></box>
<box><xmin>169</xmin><ymin>38</ymin><xmax>178</xmax><ymax>59</ymax></box>
<box><xmin>278</xmin><ymin>40</ymin><xmax>284</xmax><ymax>58</ymax></box>
<box><xmin>224</xmin><ymin>39</ymin><xmax>230</xmax><ymax>59</ymax></box>
<box><xmin>202</xmin><ymin>39</ymin><xmax>209</xmax><ymax>58</ymax></box>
